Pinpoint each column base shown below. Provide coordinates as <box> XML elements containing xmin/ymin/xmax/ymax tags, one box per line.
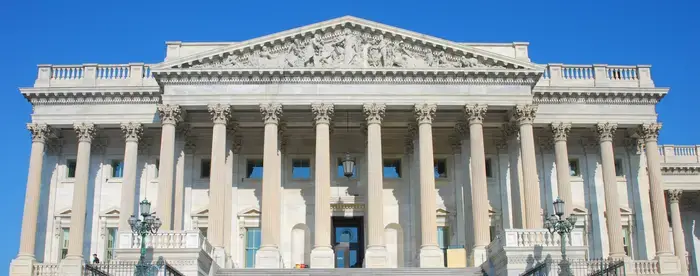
<box><xmin>310</xmin><ymin>246</ymin><xmax>334</xmax><ymax>268</ymax></box>
<box><xmin>364</xmin><ymin>245</ymin><xmax>388</xmax><ymax>268</ymax></box>
<box><xmin>212</xmin><ymin>246</ymin><xmax>227</xmax><ymax>268</ymax></box>
<box><xmin>419</xmin><ymin>245</ymin><xmax>444</xmax><ymax>268</ymax></box>
<box><xmin>255</xmin><ymin>246</ymin><xmax>281</xmax><ymax>268</ymax></box>
<box><xmin>655</xmin><ymin>254</ymin><xmax>681</xmax><ymax>275</ymax></box>
<box><xmin>9</xmin><ymin>256</ymin><xmax>35</xmax><ymax>276</ymax></box>
<box><xmin>471</xmin><ymin>246</ymin><xmax>487</xmax><ymax>267</ymax></box>
<box><xmin>59</xmin><ymin>257</ymin><xmax>84</xmax><ymax>276</ymax></box>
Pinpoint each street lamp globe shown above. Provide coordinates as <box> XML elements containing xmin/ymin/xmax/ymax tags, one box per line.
<box><xmin>128</xmin><ymin>215</ymin><xmax>138</xmax><ymax>227</ymax></box>
<box><xmin>154</xmin><ymin>218</ymin><xmax>163</xmax><ymax>231</ymax></box>
<box><xmin>342</xmin><ymin>152</ymin><xmax>355</xmax><ymax>178</ymax></box>
<box><xmin>140</xmin><ymin>199</ymin><xmax>151</xmax><ymax>216</ymax></box>
<box><xmin>553</xmin><ymin>197</ymin><xmax>565</xmax><ymax>218</ymax></box>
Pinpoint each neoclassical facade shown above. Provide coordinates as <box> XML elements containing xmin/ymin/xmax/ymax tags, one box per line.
<box><xmin>9</xmin><ymin>16</ymin><xmax>700</xmax><ymax>276</ymax></box>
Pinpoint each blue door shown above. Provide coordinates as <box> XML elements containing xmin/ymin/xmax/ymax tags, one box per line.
<box><xmin>332</xmin><ymin>217</ymin><xmax>364</xmax><ymax>268</ymax></box>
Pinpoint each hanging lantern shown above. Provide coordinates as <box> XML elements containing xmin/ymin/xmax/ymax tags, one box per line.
<box><xmin>553</xmin><ymin>197</ymin><xmax>565</xmax><ymax>218</ymax></box>
<box><xmin>342</xmin><ymin>152</ymin><xmax>355</xmax><ymax>178</ymax></box>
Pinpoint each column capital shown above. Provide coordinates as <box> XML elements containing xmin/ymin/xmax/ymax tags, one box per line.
<box><xmin>512</xmin><ymin>104</ymin><xmax>538</xmax><ymax>125</ymax></box>
<box><xmin>414</xmin><ymin>103</ymin><xmax>437</xmax><ymax>125</ymax></box>
<box><xmin>157</xmin><ymin>104</ymin><xmax>183</xmax><ymax>125</ymax></box>
<box><xmin>27</xmin><ymin>123</ymin><xmax>54</xmax><ymax>143</ymax></box>
<box><xmin>260</xmin><ymin>103</ymin><xmax>283</xmax><ymax>125</ymax></box>
<box><xmin>208</xmin><ymin>104</ymin><xmax>232</xmax><ymax>125</ymax></box>
<box><xmin>311</xmin><ymin>103</ymin><xmax>335</xmax><ymax>125</ymax></box>
<box><xmin>638</xmin><ymin>123</ymin><xmax>662</xmax><ymax>142</ymax></box>
<box><xmin>551</xmin><ymin>122</ymin><xmax>571</xmax><ymax>142</ymax></box>
<box><xmin>667</xmin><ymin>189</ymin><xmax>682</xmax><ymax>203</ymax></box>
<box><xmin>596</xmin><ymin>122</ymin><xmax>618</xmax><ymax>143</ymax></box>
<box><xmin>73</xmin><ymin>123</ymin><xmax>97</xmax><ymax>143</ymax></box>
<box><xmin>464</xmin><ymin>104</ymin><xmax>488</xmax><ymax>125</ymax></box>
<box><xmin>120</xmin><ymin>122</ymin><xmax>143</xmax><ymax>143</ymax></box>
<box><xmin>363</xmin><ymin>103</ymin><xmax>386</xmax><ymax>125</ymax></box>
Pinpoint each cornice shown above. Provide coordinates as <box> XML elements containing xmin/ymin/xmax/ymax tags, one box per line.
<box><xmin>533</xmin><ymin>86</ymin><xmax>668</xmax><ymax>105</ymax></box>
<box><xmin>154</xmin><ymin>69</ymin><xmax>540</xmax><ymax>85</ymax></box>
<box><xmin>21</xmin><ymin>86</ymin><xmax>162</xmax><ymax>105</ymax></box>
<box><xmin>661</xmin><ymin>165</ymin><xmax>700</xmax><ymax>175</ymax></box>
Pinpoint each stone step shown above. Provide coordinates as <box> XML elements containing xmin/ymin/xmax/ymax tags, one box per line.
<box><xmin>216</xmin><ymin>267</ymin><xmax>484</xmax><ymax>276</ymax></box>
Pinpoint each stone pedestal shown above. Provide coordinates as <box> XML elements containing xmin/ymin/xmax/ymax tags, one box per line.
<box><xmin>419</xmin><ymin>245</ymin><xmax>444</xmax><ymax>268</ymax></box>
<box><xmin>310</xmin><ymin>247</ymin><xmax>335</xmax><ymax>268</ymax></box>
<box><xmin>655</xmin><ymin>255</ymin><xmax>681</xmax><ymax>275</ymax></box>
<box><xmin>255</xmin><ymin>246</ymin><xmax>281</xmax><ymax>268</ymax></box>
<box><xmin>59</xmin><ymin>257</ymin><xmax>84</xmax><ymax>276</ymax></box>
<box><xmin>364</xmin><ymin>245</ymin><xmax>388</xmax><ymax>268</ymax></box>
<box><xmin>471</xmin><ymin>246</ymin><xmax>487</xmax><ymax>267</ymax></box>
<box><xmin>212</xmin><ymin>246</ymin><xmax>227</xmax><ymax>268</ymax></box>
<box><xmin>9</xmin><ymin>257</ymin><xmax>35</xmax><ymax>276</ymax></box>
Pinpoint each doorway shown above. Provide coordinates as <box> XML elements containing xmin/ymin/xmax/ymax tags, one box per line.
<box><xmin>332</xmin><ymin>216</ymin><xmax>364</xmax><ymax>268</ymax></box>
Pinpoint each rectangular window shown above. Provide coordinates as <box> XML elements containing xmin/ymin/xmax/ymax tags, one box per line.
<box><xmin>245</xmin><ymin>227</ymin><xmax>261</xmax><ymax>268</ymax></box>
<box><xmin>623</xmin><ymin>226</ymin><xmax>632</xmax><ymax>257</ymax></box>
<box><xmin>199</xmin><ymin>227</ymin><xmax>208</xmax><ymax>239</ymax></box>
<box><xmin>614</xmin><ymin>158</ymin><xmax>624</xmax><ymax>177</ymax></box>
<box><xmin>61</xmin><ymin>228</ymin><xmax>70</xmax><ymax>260</ymax></box>
<box><xmin>485</xmin><ymin>158</ymin><xmax>493</xmax><ymax>178</ymax></box>
<box><xmin>111</xmin><ymin>160</ymin><xmax>124</xmax><ymax>178</ymax></box>
<box><xmin>569</xmin><ymin>159</ymin><xmax>581</xmax><ymax>177</ymax></box>
<box><xmin>434</xmin><ymin>158</ymin><xmax>447</xmax><ymax>179</ymax></box>
<box><xmin>67</xmin><ymin>160</ymin><xmax>77</xmax><ymax>178</ymax></box>
<box><xmin>200</xmin><ymin>159</ymin><xmax>211</xmax><ymax>178</ymax></box>
<box><xmin>106</xmin><ymin>227</ymin><xmax>117</xmax><ymax>260</ymax></box>
<box><xmin>246</xmin><ymin>159</ymin><xmax>264</xmax><ymax>179</ymax></box>
<box><xmin>337</xmin><ymin>157</ymin><xmax>357</xmax><ymax>178</ymax></box>
<box><xmin>437</xmin><ymin>226</ymin><xmax>450</xmax><ymax>267</ymax></box>
<box><xmin>383</xmin><ymin>158</ymin><xmax>402</xmax><ymax>178</ymax></box>
<box><xmin>155</xmin><ymin>159</ymin><xmax>160</xmax><ymax>178</ymax></box>
<box><xmin>489</xmin><ymin>226</ymin><xmax>496</xmax><ymax>242</ymax></box>
<box><xmin>291</xmin><ymin>158</ymin><xmax>311</xmax><ymax>179</ymax></box>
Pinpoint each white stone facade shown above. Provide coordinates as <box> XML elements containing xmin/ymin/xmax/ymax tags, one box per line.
<box><xmin>9</xmin><ymin>16</ymin><xmax>700</xmax><ymax>276</ymax></box>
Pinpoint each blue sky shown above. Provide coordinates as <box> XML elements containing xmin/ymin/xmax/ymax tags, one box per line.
<box><xmin>0</xmin><ymin>0</ymin><xmax>698</xmax><ymax>268</ymax></box>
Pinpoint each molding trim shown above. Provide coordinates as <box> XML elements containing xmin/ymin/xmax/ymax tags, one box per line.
<box><xmin>533</xmin><ymin>88</ymin><xmax>667</xmax><ymax>105</ymax></box>
<box><xmin>21</xmin><ymin>87</ymin><xmax>161</xmax><ymax>105</ymax></box>
<box><xmin>661</xmin><ymin>165</ymin><xmax>700</xmax><ymax>175</ymax></box>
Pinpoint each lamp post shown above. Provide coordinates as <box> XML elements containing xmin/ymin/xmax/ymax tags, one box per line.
<box><xmin>128</xmin><ymin>199</ymin><xmax>162</xmax><ymax>276</ymax></box>
<box><xmin>544</xmin><ymin>198</ymin><xmax>577</xmax><ymax>276</ymax></box>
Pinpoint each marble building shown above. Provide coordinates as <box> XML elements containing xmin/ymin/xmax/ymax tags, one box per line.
<box><xmin>8</xmin><ymin>16</ymin><xmax>700</xmax><ymax>276</ymax></box>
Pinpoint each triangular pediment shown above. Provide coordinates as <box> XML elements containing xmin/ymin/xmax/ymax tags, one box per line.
<box><xmin>191</xmin><ymin>207</ymin><xmax>209</xmax><ymax>217</ymax></box>
<box><xmin>100</xmin><ymin>206</ymin><xmax>121</xmax><ymax>217</ymax></box>
<box><xmin>238</xmin><ymin>207</ymin><xmax>261</xmax><ymax>217</ymax></box>
<box><xmin>55</xmin><ymin>208</ymin><xmax>72</xmax><ymax>217</ymax></box>
<box><xmin>154</xmin><ymin>16</ymin><xmax>542</xmax><ymax>72</ymax></box>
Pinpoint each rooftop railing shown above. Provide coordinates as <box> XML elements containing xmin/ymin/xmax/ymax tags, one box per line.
<box><xmin>659</xmin><ymin>145</ymin><xmax>700</xmax><ymax>164</ymax></box>
<box><xmin>537</xmin><ymin>63</ymin><xmax>655</xmax><ymax>88</ymax></box>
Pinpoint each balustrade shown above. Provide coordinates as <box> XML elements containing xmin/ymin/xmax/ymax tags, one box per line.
<box><xmin>34</xmin><ymin>63</ymin><xmax>157</xmax><ymax>87</ymax></box>
<box><xmin>660</xmin><ymin>144</ymin><xmax>700</xmax><ymax>164</ymax></box>
<box><xmin>117</xmin><ymin>230</ymin><xmax>213</xmax><ymax>256</ymax></box>
<box><xmin>538</xmin><ymin>63</ymin><xmax>653</xmax><ymax>88</ymax></box>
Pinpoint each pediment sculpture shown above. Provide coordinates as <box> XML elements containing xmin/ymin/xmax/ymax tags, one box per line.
<box><xmin>188</xmin><ymin>28</ymin><xmax>507</xmax><ymax>70</ymax></box>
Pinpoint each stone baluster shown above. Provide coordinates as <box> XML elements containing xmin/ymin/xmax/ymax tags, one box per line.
<box><xmin>207</xmin><ymin>104</ymin><xmax>231</xmax><ymax>254</ymax></box>
<box><xmin>551</xmin><ymin>122</ymin><xmax>573</xmax><ymax>216</ymax></box>
<box><xmin>465</xmin><ymin>104</ymin><xmax>489</xmax><ymax>264</ymax></box>
<box><xmin>363</xmin><ymin>103</ymin><xmax>388</xmax><ymax>268</ymax></box>
<box><xmin>157</xmin><ymin>104</ymin><xmax>183</xmax><ymax>230</ymax></box>
<box><xmin>596</xmin><ymin>122</ymin><xmax>625</xmax><ymax>258</ymax></box>
<box><xmin>667</xmin><ymin>190</ymin><xmax>688</xmax><ymax>274</ymax></box>
<box><xmin>310</xmin><ymin>103</ymin><xmax>335</xmax><ymax>268</ymax></box>
<box><xmin>119</xmin><ymin>123</ymin><xmax>143</xmax><ymax>231</ymax></box>
<box><xmin>512</xmin><ymin>105</ymin><xmax>542</xmax><ymax>228</ymax></box>
<box><xmin>256</xmin><ymin>103</ymin><xmax>283</xmax><ymax>268</ymax></box>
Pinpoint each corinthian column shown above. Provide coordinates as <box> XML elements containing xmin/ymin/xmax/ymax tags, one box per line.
<box><xmin>118</xmin><ymin>123</ymin><xmax>143</xmax><ymax>231</ymax></box>
<box><xmin>413</xmin><ymin>103</ymin><xmax>443</xmax><ymax>267</ymax></box>
<box><xmin>208</xmin><ymin>104</ymin><xmax>231</xmax><ymax>254</ymax></box>
<box><xmin>310</xmin><ymin>103</ymin><xmax>335</xmax><ymax>268</ymax></box>
<box><xmin>363</xmin><ymin>103</ymin><xmax>388</xmax><ymax>268</ymax></box>
<box><xmin>596</xmin><ymin>122</ymin><xmax>625</xmax><ymax>258</ymax></box>
<box><xmin>667</xmin><ymin>190</ymin><xmax>688</xmax><ymax>274</ymax></box>
<box><xmin>512</xmin><ymin>105</ymin><xmax>542</xmax><ymax>228</ymax></box>
<box><xmin>66</xmin><ymin>123</ymin><xmax>97</xmax><ymax>260</ymax></box>
<box><xmin>157</xmin><ymin>104</ymin><xmax>182</xmax><ymax>230</ymax></box>
<box><xmin>466</xmin><ymin>104</ymin><xmax>489</xmax><ymax>264</ymax></box>
<box><xmin>256</xmin><ymin>103</ymin><xmax>283</xmax><ymax>268</ymax></box>
<box><xmin>638</xmin><ymin>123</ymin><xmax>673</xmax><ymax>257</ymax></box>
<box><xmin>551</xmin><ymin>123</ymin><xmax>573</xmax><ymax>217</ymax></box>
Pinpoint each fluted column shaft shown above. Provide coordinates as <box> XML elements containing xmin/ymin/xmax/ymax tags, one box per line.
<box><xmin>416</xmin><ymin>104</ymin><xmax>438</xmax><ymax>248</ymax></box>
<box><xmin>668</xmin><ymin>190</ymin><xmax>687</xmax><ymax>274</ymax></box>
<box><xmin>364</xmin><ymin>103</ymin><xmax>386</xmax><ymax>248</ymax></box>
<box><xmin>17</xmin><ymin>124</ymin><xmax>52</xmax><ymax>258</ymax></box>
<box><xmin>639</xmin><ymin>123</ymin><xmax>673</xmax><ymax>256</ymax></box>
<box><xmin>66</xmin><ymin>123</ymin><xmax>96</xmax><ymax>259</ymax></box>
<box><xmin>260</xmin><ymin>104</ymin><xmax>282</xmax><ymax>248</ymax></box>
<box><xmin>551</xmin><ymin>123</ymin><xmax>573</xmax><ymax>216</ymax></box>
<box><xmin>466</xmin><ymin>105</ymin><xmax>489</xmax><ymax>248</ymax></box>
<box><xmin>157</xmin><ymin>105</ymin><xmax>182</xmax><ymax>230</ymax></box>
<box><xmin>118</xmin><ymin>123</ymin><xmax>142</xmax><ymax>231</ymax></box>
<box><xmin>597</xmin><ymin>122</ymin><xmax>625</xmax><ymax>257</ymax></box>
<box><xmin>208</xmin><ymin>104</ymin><xmax>231</xmax><ymax>248</ymax></box>
<box><xmin>312</xmin><ymin>104</ymin><xmax>333</xmax><ymax>250</ymax></box>
<box><xmin>513</xmin><ymin>105</ymin><xmax>542</xmax><ymax>228</ymax></box>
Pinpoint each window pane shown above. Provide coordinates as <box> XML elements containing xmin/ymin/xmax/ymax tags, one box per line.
<box><xmin>337</xmin><ymin>158</ymin><xmax>357</xmax><ymax>178</ymax></box>
<box><xmin>201</xmin><ymin>159</ymin><xmax>211</xmax><ymax>178</ymax></box>
<box><xmin>246</xmin><ymin>159</ymin><xmax>264</xmax><ymax>179</ymax></box>
<box><xmin>614</xmin><ymin>159</ymin><xmax>623</xmax><ymax>177</ymax></box>
<box><xmin>112</xmin><ymin>160</ymin><xmax>124</xmax><ymax>178</ymax></box>
<box><xmin>107</xmin><ymin>228</ymin><xmax>117</xmax><ymax>260</ymax></box>
<box><xmin>383</xmin><ymin>159</ymin><xmax>401</xmax><ymax>178</ymax></box>
<box><xmin>569</xmin><ymin>159</ymin><xmax>580</xmax><ymax>176</ymax></box>
<box><xmin>292</xmin><ymin>159</ymin><xmax>311</xmax><ymax>179</ymax></box>
<box><xmin>434</xmin><ymin>159</ymin><xmax>447</xmax><ymax>178</ymax></box>
<box><xmin>155</xmin><ymin>159</ymin><xmax>160</xmax><ymax>178</ymax></box>
<box><xmin>485</xmin><ymin>158</ymin><xmax>493</xmax><ymax>178</ymax></box>
<box><xmin>246</xmin><ymin>227</ymin><xmax>261</xmax><ymax>268</ymax></box>
<box><xmin>61</xmin><ymin>228</ymin><xmax>70</xmax><ymax>259</ymax></box>
<box><xmin>67</xmin><ymin>160</ymin><xmax>77</xmax><ymax>178</ymax></box>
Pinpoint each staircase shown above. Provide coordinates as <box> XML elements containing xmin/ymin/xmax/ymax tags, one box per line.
<box><xmin>216</xmin><ymin>267</ymin><xmax>484</xmax><ymax>276</ymax></box>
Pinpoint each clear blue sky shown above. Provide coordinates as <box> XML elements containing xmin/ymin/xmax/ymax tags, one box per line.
<box><xmin>0</xmin><ymin>0</ymin><xmax>698</xmax><ymax>268</ymax></box>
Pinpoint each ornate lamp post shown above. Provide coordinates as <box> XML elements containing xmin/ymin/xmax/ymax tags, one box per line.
<box><xmin>128</xmin><ymin>199</ymin><xmax>162</xmax><ymax>276</ymax></box>
<box><xmin>544</xmin><ymin>198</ymin><xmax>577</xmax><ymax>276</ymax></box>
